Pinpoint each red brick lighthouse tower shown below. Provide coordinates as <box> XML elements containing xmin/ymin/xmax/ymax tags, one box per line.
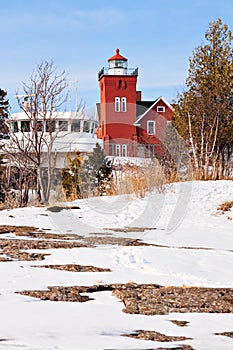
<box><xmin>97</xmin><ymin>49</ymin><xmax>139</xmax><ymax>157</ymax></box>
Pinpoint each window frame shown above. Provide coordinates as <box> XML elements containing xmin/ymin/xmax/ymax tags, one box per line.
<box><xmin>121</xmin><ymin>97</ymin><xmax>127</xmax><ymax>112</ymax></box>
<box><xmin>71</xmin><ymin>120</ymin><xmax>81</xmax><ymax>132</ymax></box>
<box><xmin>12</xmin><ymin>121</ymin><xmax>19</xmax><ymax>133</ymax></box>
<box><xmin>35</xmin><ymin>120</ymin><xmax>43</xmax><ymax>132</ymax></box>
<box><xmin>83</xmin><ymin>120</ymin><xmax>90</xmax><ymax>133</ymax></box>
<box><xmin>115</xmin><ymin>144</ymin><xmax>121</xmax><ymax>156</ymax></box>
<box><xmin>147</xmin><ymin>120</ymin><xmax>155</xmax><ymax>135</ymax></box>
<box><xmin>115</xmin><ymin>97</ymin><xmax>120</xmax><ymax>112</ymax></box>
<box><xmin>45</xmin><ymin>119</ymin><xmax>56</xmax><ymax>133</ymax></box>
<box><xmin>157</xmin><ymin>106</ymin><xmax>165</xmax><ymax>113</ymax></box>
<box><xmin>21</xmin><ymin>120</ymin><xmax>30</xmax><ymax>132</ymax></box>
<box><xmin>58</xmin><ymin>120</ymin><xmax>68</xmax><ymax>132</ymax></box>
<box><xmin>122</xmin><ymin>144</ymin><xmax>127</xmax><ymax>157</ymax></box>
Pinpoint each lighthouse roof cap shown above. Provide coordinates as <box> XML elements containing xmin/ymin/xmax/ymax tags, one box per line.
<box><xmin>108</xmin><ymin>48</ymin><xmax>128</xmax><ymax>61</ymax></box>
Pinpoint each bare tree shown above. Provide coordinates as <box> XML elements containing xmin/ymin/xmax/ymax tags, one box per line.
<box><xmin>4</xmin><ymin>61</ymin><xmax>68</xmax><ymax>204</ymax></box>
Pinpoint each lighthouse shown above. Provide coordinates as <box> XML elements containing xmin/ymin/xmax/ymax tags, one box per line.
<box><xmin>97</xmin><ymin>48</ymin><xmax>139</xmax><ymax>157</ymax></box>
<box><xmin>96</xmin><ymin>49</ymin><xmax>173</xmax><ymax>159</ymax></box>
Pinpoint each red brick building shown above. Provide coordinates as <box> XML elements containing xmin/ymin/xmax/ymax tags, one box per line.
<box><xmin>96</xmin><ymin>49</ymin><xmax>173</xmax><ymax>158</ymax></box>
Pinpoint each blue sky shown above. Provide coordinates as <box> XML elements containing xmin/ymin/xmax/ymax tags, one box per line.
<box><xmin>2</xmin><ymin>0</ymin><xmax>233</xmax><ymax>112</ymax></box>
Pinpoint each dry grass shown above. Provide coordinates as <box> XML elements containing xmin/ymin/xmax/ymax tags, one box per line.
<box><xmin>110</xmin><ymin>161</ymin><xmax>165</xmax><ymax>199</ymax></box>
<box><xmin>0</xmin><ymin>192</ymin><xmax>20</xmax><ymax>210</ymax></box>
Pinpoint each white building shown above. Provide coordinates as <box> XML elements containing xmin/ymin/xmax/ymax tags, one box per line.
<box><xmin>4</xmin><ymin>110</ymin><xmax>100</xmax><ymax>168</ymax></box>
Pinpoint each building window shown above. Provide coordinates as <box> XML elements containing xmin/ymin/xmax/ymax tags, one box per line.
<box><xmin>157</xmin><ymin>106</ymin><xmax>165</xmax><ymax>113</ymax></box>
<box><xmin>116</xmin><ymin>144</ymin><xmax>120</xmax><ymax>156</ymax></box>
<box><xmin>45</xmin><ymin>119</ymin><xmax>56</xmax><ymax>133</ymax></box>
<box><xmin>21</xmin><ymin>120</ymin><xmax>30</xmax><ymax>132</ymax></box>
<box><xmin>115</xmin><ymin>97</ymin><xmax>120</xmax><ymax>112</ymax></box>
<box><xmin>147</xmin><ymin>120</ymin><xmax>155</xmax><ymax>135</ymax></box>
<box><xmin>71</xmin><ymin>120</ymin><xmax>81</xmax><ymax>132</ymax></box>
<box><xmin>117</xmin><ymin>79</ymin><xmax>122</xmax><ymax>89</ymax></box>
<box><xmin>35</xmin><ymin>120</ymin><xmax>43</xmax><ymax>132</ymax></box>
<box><xmin>122</xmin><ymin>97</ymin><xmax>127</xmax><ymax>112</ymax></box>
<box><xmin>83</xmin><ymin>121</ymin><xmax>90</xmax><ymax>133</ymax></box>
<box><xmin>12</xmin><ymin>121</ymin><xmax>19</xmax><ymax>133</ymax></box>
<box><xmin>90</xmin><ymin>122</ymin><xmax>94</xmax><ymax>134</ymax></box>
<box><xmin>122</xmin><ymin>144</ymin><xmax>127</xmax><ymax>157</ymax></box>
<box><xmin>59</xmin><ymin>120</ymin><xmax>68</xmax><ymax>131</ymax></box>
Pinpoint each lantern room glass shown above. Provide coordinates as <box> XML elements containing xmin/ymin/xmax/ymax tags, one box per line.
<box><xmin>109</xmin><ymin>60</ymin><xmax>128</xmax><ymax>69</ymax></box>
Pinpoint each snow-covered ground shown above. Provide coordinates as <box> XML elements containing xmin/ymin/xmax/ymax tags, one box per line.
<box><xmin>0</xmin><ymin>180</ymin><xmax>232</xmax><ymax>350</ymax></box>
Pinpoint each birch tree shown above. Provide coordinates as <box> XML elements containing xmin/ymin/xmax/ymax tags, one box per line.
<box><xmin>173</xmin><ymin>19</ymin><xmax>233</xmax><ymax>179</ymax></box>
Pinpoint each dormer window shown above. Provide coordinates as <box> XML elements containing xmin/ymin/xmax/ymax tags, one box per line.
<box><xmin>157</xmin><ymin>106</ymin><xmax>165</xmax><ymax>113</ymax></box>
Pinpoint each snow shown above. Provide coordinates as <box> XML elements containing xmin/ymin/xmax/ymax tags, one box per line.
<box><xmin>0</xmin><ymin>180</ymin><xmax>233</xmax><ymax>349</ymax></box>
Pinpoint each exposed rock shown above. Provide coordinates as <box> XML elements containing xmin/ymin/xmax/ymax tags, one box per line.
<box><xmin>170</xmin><ymin>320</ymin><xmax>190</xmax><ymax>327</ymax></box>
<box><xmin>33</xmin><ymin>264</ymin><xmax>111</xmax><ymax>272</ymax></box>
<box><xmin>17</xmin><ymin>284</ymin><xmax>116</xmax><ymax>302</ymax></box>
<box><xmin>215</xmin><ymin>331</ymin><xmax>233</xmax><ymax>338</ymax></box>
<box><xmin>0</xmin><ymin>225</ymin><xmax>87</xmax><ymax>262</ymax></box>
<box><xmin>17</xmin><ymin>283</ymin><xmax>233</xmax><ymax>315</ymax></box>
<box><xmin>105</xmin><ymin>226</ymin><xmax>157</xmax><ymax>232</ymax></box>
<box><xmin>7</xmin><ymin>251</ymin><xmax>49</xmax><ymax>261</ymax></box>
<box><xmin>0</xmin><ymin>224</ymin><xmax>160</xmax><ymax>263</ymax></box>
<box><xmin>113</xmin><ymin>284</ymin><xmax>233</xmax><ymax>315</ymax></box>
<box><xmin>14</xmin><ymin>231</ymin><xmax>83</xmax><ymax>240</ymax></box>
<box><xmin>81</xmin><ymin>236</ymin><xmax>151</xmax><ymax>247</ymax></box>
<box><xmin>123</xmin><ymin>329</ymin><xmax>191</xmax><ymax>342</ymax></box>
<box><xmin>0</xmin><ymin>225</ymin><xmax>42</xmax><ymax>235</ymax></box>
<box><xmin>0</xmin><ymin>256</ymin><xmax>12</xmax><ymax>262</ymax></box>
<box><xmin>0</xmin><ymin>238</ymin><xmax>87</xmax><ymax>251</ymax></box>
<box><xmin>156</xmin><ymin>347</ymin><xmax>194</xmax><ymax>350</ymax></box>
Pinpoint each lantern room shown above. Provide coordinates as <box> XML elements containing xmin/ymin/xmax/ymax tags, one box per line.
<box><xmin>108</xmin><ymin>48</ymin><xmax>128</xmax><ymax>75</ymax></box>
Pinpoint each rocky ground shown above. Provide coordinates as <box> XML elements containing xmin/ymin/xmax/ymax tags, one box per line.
<box><xmin>33</xmin><ymin>263</ymin><xmax>111</xmax><ymax>272</ymax></box>
<box><xmin>1</xmin><ymin>224</ymin><xmax>233</xmax><ymax>348</ymax></box>
<box><xmin>123</xmin><ymin>329</ymin><xmax>191</xmax><ymax>342</ymax></box>
<box><xmin>18</xmin><ymin>282</ymin><xmax>233</xmax><ymax>314</ymax></box>
<box><xmin>0</xmin><ymin>225</ymin><xmax>154</xmax><ymax>263</ymax></box>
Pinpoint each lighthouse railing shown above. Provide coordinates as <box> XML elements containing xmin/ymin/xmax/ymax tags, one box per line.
<box><xmin>98</xmin><ymin>67</ymin><xmax>138</xmax><ymax>80</ymax></box>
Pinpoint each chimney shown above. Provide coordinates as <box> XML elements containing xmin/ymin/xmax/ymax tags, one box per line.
<box><xmin>136</xmin><ymin>91</ymin><xmax>142</xmax><ymax>101</ymax></box>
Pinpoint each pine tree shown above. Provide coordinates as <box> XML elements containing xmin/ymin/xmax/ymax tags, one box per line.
<box><xmin>61</xmin><ymin>152</ymin><xmax>83</xmax><ymax>199</ymax></box>
<box><xmin>173</xmin><ymin>19</ymin><xmax>233</xmax><ymax>179</ymax></box>
<box><xmin>0</xmin><ymin>88</ymin><xmax>9</xmax><ymax>138</ymax></box>
<box><xmin>80</xmin><ymin>143</ymin><xmax>112</xmax><ymax>197</ymax></box>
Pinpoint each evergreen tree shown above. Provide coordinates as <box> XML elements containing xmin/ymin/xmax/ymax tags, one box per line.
<box><xmin>173</xmin><ymin>19</ymin><xmax>233</xmax><ymax>179</ymax></box>
<box><xmin>80</xmin><ymin>143</ymin><xmax>112</xmax><ymax>197</ymax></box>
<box><xmin>61</xmin><ymin>152</ymin><xmax>83</xmax><ymax>199</ymax></box>
<box><xmin>0</xmin><ymin>89</ymin><xmax>9</xmax><ymax>138</ymax></box>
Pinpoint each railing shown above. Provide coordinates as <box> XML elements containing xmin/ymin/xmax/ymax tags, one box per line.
<box><xmin>98</xmin><ymin>67</ymin><xmax>138</xmax><ymax>80</ymax></box>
